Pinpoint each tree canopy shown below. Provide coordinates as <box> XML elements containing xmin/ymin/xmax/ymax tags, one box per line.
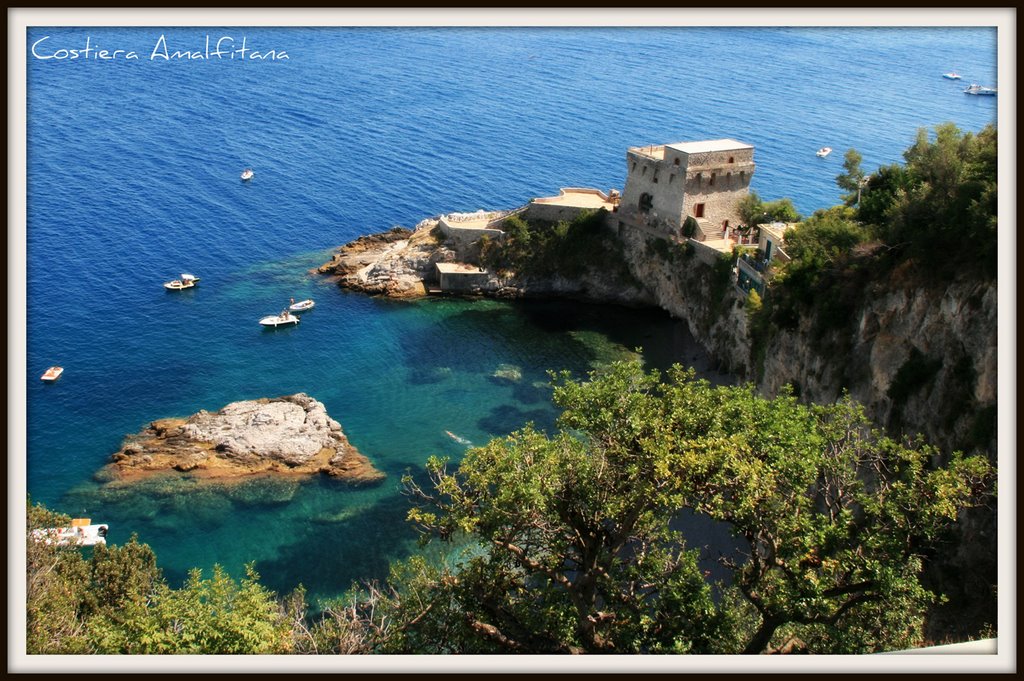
<box><xmin>841</xmin><ymin>122</ymin><xmax>996</xmax><ymax>278</ymax></box>
<box><xmin>738</xmin><ymin>191</ymin><xmax>803</xmax><ymax>227</ymax></box>
<box><xmin>389</xmin><ymin>360</ymin><xmax>992</xmax><ymax>654</ymax></box>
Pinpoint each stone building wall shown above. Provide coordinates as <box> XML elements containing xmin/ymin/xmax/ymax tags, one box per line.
<box><xmin>618</xmin><ymin>141</ymin><xmax>754</xmax><ymax>239</ymax></box>
<box><xmin>618</xmin><ymin>149</ymin><xmax>687</xmax><ymax>235</ymax></box>
<box><xmin>682</xmin><ymin>154</ymin><xmax>753</xmax><ymax>228</ymax></box>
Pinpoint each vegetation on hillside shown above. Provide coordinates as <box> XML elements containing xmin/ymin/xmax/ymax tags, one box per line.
<box><xmin>783</xmin><ymin>122</ymin><xmax>996</xmax><ymax>289</ymax></box>
<box><xmin>26</xmin><ymin>502</ymin><xmax>293</xmax><ymax>654</ymax></box>
<box><xmin>737</xmin><ymin>192</ymin><xmax>802</xmax><ymax>227</ymax></box>
<box><xmin>749</xmin><ymin>123</ymin><xmax>997</xmax><ymax>381</ymax></box>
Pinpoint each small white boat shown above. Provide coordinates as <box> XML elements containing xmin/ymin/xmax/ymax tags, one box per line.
<box><xmin>816</xmin><ymin>147</ymin><xmax>832</xmax><ymax>158</ymax></box>
<box><xmin>288</xmin><ymin>299</ymin><xmax>315</xmax><ymax>313</ymax></box>
<box><xmin>40</xmin><ymin>366</ymin><xmax>64</xmax><ymax>382</ymax></box>
<box><xmin>943</xmin><ymin>71</ymin><xmax>962</xmax><ymax>80</ymax></box>
<box><xmin>963</xmin><ymin>83</ymin><xmax>997</xmax><ymax>96</ymax></box>
<box><xmin>241</xmin><ymin>168</ymin><xmax>254</xmax><ymax>181</ymax></box>
<box><xmin>31</xmin><ymin>518</ymin><xmax>108</xmax><ymax>547</ymax></box>
<box><xmin>260</xmin><ymin>310</ymin><xmax>300</xmax><ymax>328</ymax></box>
<box><xmin>163</xmin><ymin>273</ymin><xmax>199</xmax><ymax>290</ymax></box>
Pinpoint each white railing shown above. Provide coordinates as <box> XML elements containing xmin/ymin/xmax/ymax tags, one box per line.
<box><xmin>443</xmin><ymin>210</ymin><xmax>511</xmax><ymax>224</ymax></box>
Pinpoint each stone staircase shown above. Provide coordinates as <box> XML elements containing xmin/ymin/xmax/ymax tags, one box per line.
<box><xmin>696</xmin><ymin>219</ymin><xmax>723</xmax><ymax>242</ymax></box>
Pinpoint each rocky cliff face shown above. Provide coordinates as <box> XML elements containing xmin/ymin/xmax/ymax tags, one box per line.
<box><xmin>316</xmin><ymin>224</ymin><xmax>438</xmax><ymax>298</ymax></box>
<box><xmin>758</xmin><ymin>279</ymin><xmax>997</xmax><ymax>457</ymax></box>
<box><xmin>104</xmin><ymin>393</ymin><xmax>385</xmax><ymax>485</ymax></box>
<box><xmin>616</xmin><ymin>226</ymin><xmax>997</xmax><ymax>458</ymax></box>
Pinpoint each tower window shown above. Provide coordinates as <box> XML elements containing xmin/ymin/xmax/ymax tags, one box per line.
<box><xmin>693</xmin><ymin>203</ymin><xmax>705</xmax><ymax>218</ymax></box>
<box><xmin>642</xmin><ymin>166</ymin><xmax>647</xmax><ymax>176</ymax></box>
<box><xmin>728</xmin><ymin>156</ymin><xmax>735</xmax><ymax>163</ymax></box>
<box><xmin>653</xmin><ymin>171</ymin><xmax>659</xmax><ymax>183</ymax></box>
<box><xmin>710</xmin><ymin>173</ymin><xmax>716</xmax><ymax>186</ymax></box>
<box><xmin>673</xmin><ymin>158</ymin><xmax>680</xmax><ymax>166</ymax></box>
<box><xmin>639</xmin><ymin>193</ymin><xmax>654</xmax><ymax>213</ymax></box>
<box><xmin>632</xmin><ymin>162</ymin><xmax>637</xmax><ymax>172</ymax></box>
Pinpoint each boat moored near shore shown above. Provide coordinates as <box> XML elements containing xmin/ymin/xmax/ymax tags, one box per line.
<box><xmin>289</xmin><ymin>298</ymin><xmax>315</xmax><ymax>313</ymax></box>
<box><xmin>260</xmin><ymin>310</ymin><xmax>300</xmax><ymax>328</ymax></box>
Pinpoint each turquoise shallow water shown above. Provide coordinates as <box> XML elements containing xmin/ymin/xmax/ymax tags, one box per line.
<box><xmin>24</xmin><ymin>26</ymin><xmax>997</xmax><ymax>601</ymax></box>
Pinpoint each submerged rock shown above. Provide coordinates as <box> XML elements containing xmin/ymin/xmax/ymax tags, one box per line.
<box><xmin>492</xmin><ymin>363</ymin><xmax>523</xmax><ymax>383</ymax></box>
<box><xmin>104</xmin><ymin>393</ymin><xmax>385</xmax><ymax>485</ymax></box>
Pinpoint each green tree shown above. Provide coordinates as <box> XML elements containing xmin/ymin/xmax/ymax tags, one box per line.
<box><xmin>860</xmin><ymin>123</ymin><xmax>996</xmax><ymax>278</ymax></box>
<box><xmin>396</xmin><ymin>361</ymin><xmax>993</xmax><ymax>654</ymax></box>
<box><xmin>762</xmin><ymin>197</ymin><xmax>802</xmax><ymax>223</ymax></box>
<box><xmin>737</xmin><ymin>192</ymin><xmax>801</xmax><ymax>227</ymax></box>
<box><xmin>783</xmin><ymin>205</ymin><xmax>869</xmax><ymax>271</ymax></box>
<box><xmin>737</xmin><ymin>191</ymin><xmax>764</xmax><ymax>227</ymax></box>
<box><xmin>682</xmin><ymin>215</ymin><xmax>699</xmax><ymax>238</ymax></box>
<box><xmin>836</xmin><ymin>148</ymin><xmax>866</xmax><ymax>206</ymax></box>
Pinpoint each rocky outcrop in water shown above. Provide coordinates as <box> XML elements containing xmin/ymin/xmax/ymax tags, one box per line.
<box><xmin>316</xmin><ymin>223</ymin><xmax>441</xmax><ymax>298</ymax></box>
<box><xmin>104</xmin><ymin>393</ymin><xmax>384</xmax><ymax>485</ymax></box>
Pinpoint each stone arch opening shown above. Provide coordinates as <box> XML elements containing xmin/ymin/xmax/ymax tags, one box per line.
<box><xmin>638</xmin><ymin>193</ymin><xmax>653</xmax><ymax>213</ymax></box>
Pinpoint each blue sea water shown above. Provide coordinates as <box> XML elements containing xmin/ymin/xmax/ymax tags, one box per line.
<box><xmin>24</xmin><ymin>26</ymin><xmax>997</xmax><ymax>601</ymax></box>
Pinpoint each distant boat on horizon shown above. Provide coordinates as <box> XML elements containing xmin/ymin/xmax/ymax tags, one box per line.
<box><xmin>963</xmin><ymin>83</ymin><xmax>997</xmax><ymax>96</ymax></box>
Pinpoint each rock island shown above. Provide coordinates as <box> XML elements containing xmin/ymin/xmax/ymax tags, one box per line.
<box><xmin>103</xmin><ymin>393</ymin><xmax>384</xmax><ymax>485</ymax></box>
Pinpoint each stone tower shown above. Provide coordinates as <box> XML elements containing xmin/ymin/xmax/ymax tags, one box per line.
<box><xmin>618</xmin><ymin>139</ymin><xmax>755</xmax><ymax>241</ymax></box>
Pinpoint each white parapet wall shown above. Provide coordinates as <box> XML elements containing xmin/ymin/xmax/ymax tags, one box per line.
<box><xmin>437</xmin><ymin>210</ymin><xmax>511</xmax><ymax>245</ymax></box>
<box><xmin>526</xmin><ymin>188</ymin><xmax>619</xmax><ymax>223</ymax></box>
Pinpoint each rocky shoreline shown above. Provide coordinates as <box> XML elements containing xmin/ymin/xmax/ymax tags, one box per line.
<box><xmin>101</xmin><ymin>393</ymin><xmax>384</xmax><ymax>486</ymax></box>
